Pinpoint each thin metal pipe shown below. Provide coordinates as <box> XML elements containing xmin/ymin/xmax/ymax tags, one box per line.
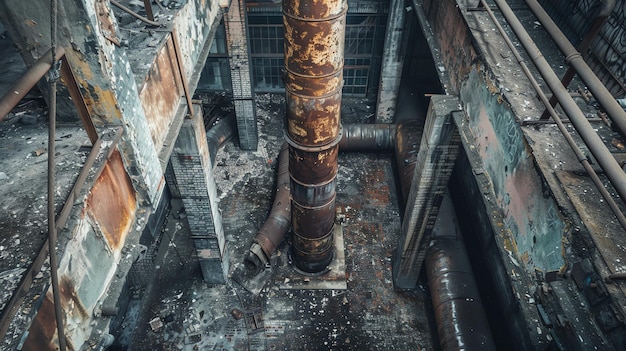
<box><xmin>48</xmin><ymin>0</ymin><xmax>66</xmax><ymax>349</ymax></box>
<box><xmin>488</xmin><ymin>0</ymin><xmax>626</xmax><ymax>205</ymax></box>
<box><xmin>0</xmin><ymin>47</ymin><xmax>65</xmax><ymax>121</ymax></box>
<box><xmin>480</xmin><ymin>0</ymin><xmax>626</xmax><ymax>230</ymax></box>
<box><xmin>142</xmin><ymin>0</ymin><xmax>155</xmax><ymax>21</ymax></box>
<box><xmin>525</xmin><ymin>0</ymin><xmax>626</xmax><ymax>135</ymax></box>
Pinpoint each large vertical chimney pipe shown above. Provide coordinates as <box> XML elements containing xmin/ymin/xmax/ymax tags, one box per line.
<box><xmin>283</xmin><ymin>0</ymin><xmax>347</xmax><ymax>273</ymax></box>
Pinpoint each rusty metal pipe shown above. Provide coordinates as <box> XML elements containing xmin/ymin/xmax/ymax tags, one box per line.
<box><xmin>524</xmin><ymin>0</ymin><xmax>626</xmax><ymax>135</ymax></box>
<box><xmin>426</xmin><ymin>237</ymin><xmax>497</xmax><ymax>351</ymax></box>
<box><xmin>394</xmin><ymin>120</ymin><xmax>424</xmax><ymax>205</ymax></box>
<box><xmin>206</xmin><ymin>112</ymin><xmax>236</xmax><ymax>165</ymax></box>
<box><xmin>244</xmin><ymin>143</ymin><xmax>291</xmax><ymax>272</ymax></box>
<box><xmin>244</xmin><ymin>124</ymin><xmax>395</xmax><ymax>272</ymax></box>
<box><xmin>284</xmin><ymin>0</ymin><xmax>347</xmax><ymax>273</ymax></box>
<box><xmin>489</xmin><ymin>0</ymin><xmax>626</xmax><ymax>203</ymax></box>
<box><xmin>0</xmin><ymin>47</ymin><xmax>65</xmax><ymax>121</ymax></box>
<box><xmin>339</xmin><ymin>123</ymin><xmax>396</xmax><ymax>151</ymax></box>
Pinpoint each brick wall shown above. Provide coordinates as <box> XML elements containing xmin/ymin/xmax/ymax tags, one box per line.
<box><xmin>169</xmin><ymin>113</ymin><xmax>227</xmax><ymax>284</ymax></box>
<box><xmin>225</xmin><ymin>0</ymin><xmax>258</xmax><ymax>150</ymax></box>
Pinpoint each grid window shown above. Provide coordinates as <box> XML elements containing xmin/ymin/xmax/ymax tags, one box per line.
<box><xmin>345</xmin><ymin>15</ymin><xmax>378</xmax><ymax>56</ymax></box>
<box><xmin>252</xmin><ymin>57</ymin><xmax>285</xmax><ymax>91</ymax></box>
<box><xmin>344</xmin><ymin>58</ymin><xmax>370</xmax><ymax>97</ymax></box>
<box><xmin>198</xmin><ymin>57</ymin><xmax>232</xmax><ymax>92</ymax></box>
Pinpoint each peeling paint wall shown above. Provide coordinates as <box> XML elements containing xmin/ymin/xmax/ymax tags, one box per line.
<box><xmin>423</xmin><ymin>0</ymin><xmax>566</xmax><ymax>275</ymax></box>
<box><xmin>0</xmin><ymin>0</ymin><xmax>225</xmax><ymax>207</ymax></box>
<box><xmin>419</xmin><ymin>0</ymin><xmax>567</xmax><ymax>347</ymax></box>
<box><xmin>460</xmin><ymin>69</ymin><xmax>566</xmax><ymax>272</ymax></box>
<box><xmin>139</xmin><ymin>38</ymin><xmax>184</xmax><ymax>150</ymax></box>
<box><xmin>23</xmin><ymin>148</ymin><xmax>139</xmax><ymax>350</ymax></box>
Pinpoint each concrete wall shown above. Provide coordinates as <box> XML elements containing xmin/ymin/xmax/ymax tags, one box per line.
<box><xmin>0</xmin><ymin>0</ymin><xmax>227</xmax><ymax>348</ymax></box>
<box><xmin>417</xmin><ymin>0</ymin><xmax>569</xmax><ymax>348</ymax></box>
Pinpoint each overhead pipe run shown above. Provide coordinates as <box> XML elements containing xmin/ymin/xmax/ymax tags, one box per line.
<box><xmin>488</xmin><ymin>0</ymin><xmax>626</xmax><ymax>204</ymax></box>
<box><xmin>524</xmin><ymin>0</ymin><xmax>626</xmax><ymax>134</ymax></box>
<box><xmin>283</xmin><ymin>0</ymin><xmax>347</xmax><ymax>273</ymax></box>
<box><xmin>478</xmin><ymin>0</ymin><xmax>626</xmax><ymax>232</ymax></box>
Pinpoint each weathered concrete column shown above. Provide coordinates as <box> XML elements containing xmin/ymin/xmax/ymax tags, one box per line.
<box><xmin>224</xmin><ymin>0</ymin><xmax>258</xmax><ymax>150</ymax></box>
<box><xmin>375</xmin><ymin>0</ymin><xmax>408</xmax><ymax>123</ymax></box>
<box><xmin>170</xmin><ymin>107</ymin><xmax>228</xmax><ymax>284</ymax></box>
<box><xmin>392</xmin><ymin>95</ymin><xmax>461</xmax><ymax>289</ymax></box>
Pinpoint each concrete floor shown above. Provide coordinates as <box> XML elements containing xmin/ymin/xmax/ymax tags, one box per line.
<box><xmin>119</xmin><ymin>93</ymin><xmax>436</xmax><ymax>351</ymax></box>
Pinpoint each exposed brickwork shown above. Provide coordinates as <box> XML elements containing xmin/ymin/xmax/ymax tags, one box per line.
<box><xmin>393</xmin><ymin>95</ymin><xmax>461</xmax><ymax>289</ymax></box>
<box><xmin>422</xmin><ymin>0</ymin><xmax>478</xmax><ymax>92</ymax></box>
<box><xmin>225</xmin><ymin>0</ymin><xmax>258</xmax><ymax>150</ymax></box>
<box><xmin>169</xmin><ymin>114</ymin><xmax>227</xmax><ymax>284</ymax></box>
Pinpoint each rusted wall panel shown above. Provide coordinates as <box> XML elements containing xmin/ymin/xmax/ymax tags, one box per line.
<box><xmin>139</xmin><ymin>38</ymin><xmax>183</xmax><ymax>150</ymax></box>
<box><xmin>22</xmin><ymin>295</ymin><xmax>57</xmax><ymax>351</ymax></box>
<box><xmin>24</xmin><ymin>148</ymin><xmax>138</xmax><ymax>350</ymax></box>
<box><xmin>87</xmin><ymin>149</ymin><xmax>137</xmax><ymax>250</ymax></box>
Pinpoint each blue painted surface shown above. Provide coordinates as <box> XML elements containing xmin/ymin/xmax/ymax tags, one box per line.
<box><xmin>460</xmin><ymin>69</ymin><xmax>565</xmax><ymax>272</ymax></box>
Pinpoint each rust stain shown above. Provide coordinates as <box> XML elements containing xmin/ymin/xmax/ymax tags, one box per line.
<box><xmin>94</xmin><ymin>0</ymin><xmax>119</xmax><ymax>46</ymax></box>
<box><xmin>23</xmin><ymin>294</ymin><xmax>58</xmax><ymax>351</ymax></box>
<box><xmin>87</xmin><ymin>149</ymin><xmax>137</xmax><ymax>250</ymax></box>
<box><xmin>63</xmin><ymin>51</ymin><xmax>123</xmax><ymax>124</ymax></box>
<box><xmin>139</xmin><ymin>37</ymin><xmax>182</xmax><ymax>148</ymax></box>
<box><xmin>362</xmin><ymin>165</ymin><xmax>390</xmax><ymax>204</ymax></box>
<box><xmin>23</xmin><ymin>278</ymin><xmax>87</xmax><ymax>350</ymax></box>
